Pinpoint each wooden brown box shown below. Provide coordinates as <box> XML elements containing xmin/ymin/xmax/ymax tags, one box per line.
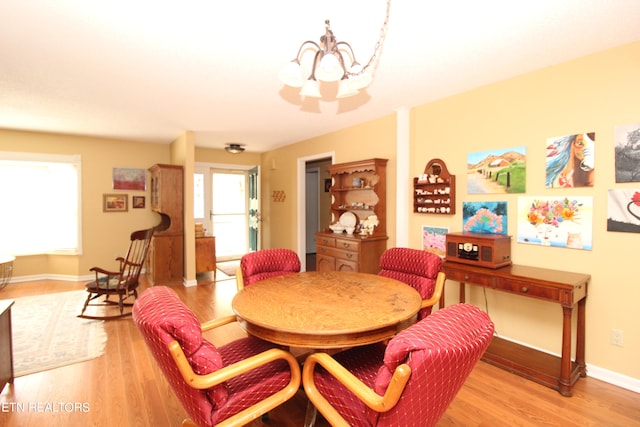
<box><xmin>445</xmin><ymin>232</ymin><xmax>512</xmax><ymax>269</ymax></box>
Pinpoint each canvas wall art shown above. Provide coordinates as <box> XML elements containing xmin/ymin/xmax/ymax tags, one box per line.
<box><xmin>462</xmin><ymin>201</ymin><xmax>507</xmax><ymax>235</ymax></box>
<box><xmin>517</xmin><ymin>196</ymin><xmax>593</xmax><ymax>250</ymax></box>
<box><xmin>607</xmin><ymin>189</ymin><xmax>640</xmax><ymax>233</ymax></box>
<box><xmin>545</xmin><ymin>133</ymin><xmax>595</xmax><ymax>188</ymax></box>
<box><xmin>466</xmin><ymin>146</ymin><xmax>526</xmax><ymax>194</ymax></box>
<box><xmin>422</xmin><ymin>225</ymin><xmax>449</xmax><ymax>257</ymax></box>
<box><xmin>614</xmin><ymin>122</ymin><xmax>640</xmax><ymax>183</ymax></box>
<box><xmin>113</xmin><ymin>167</ymin><xmax>146</xmax><ymax>191</ymax></box>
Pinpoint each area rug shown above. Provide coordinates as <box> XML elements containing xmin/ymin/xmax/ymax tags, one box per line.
<box><xmin>217</xmin><ymin>260</ymin><xmax>240</xmax><ymax>277</ymax></box>
<box><xmin>10</xmin><ymin>290</ymin><xmax>107</xmax><ymax>377</ymax></box>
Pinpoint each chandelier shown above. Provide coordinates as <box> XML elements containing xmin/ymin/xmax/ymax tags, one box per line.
<box><xmin>278</xmin><ymin>0</ymin><xmax>391</xmax><ymax>99</ymax></box>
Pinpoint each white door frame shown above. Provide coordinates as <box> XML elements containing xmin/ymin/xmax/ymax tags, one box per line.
<box><xmin>297</xmin><ymin>152</ymin><xmax>334</xmax><ymax>271</ymax></box>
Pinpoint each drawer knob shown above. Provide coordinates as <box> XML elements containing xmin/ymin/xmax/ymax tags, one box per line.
<box><xmin>464</xmin><ymin>275</ymin><xmax>470</xmax><ymax>281</ymax></box>
<box><xmin>320</xmin><ymin>247</ymin><xmax>326</xmax><ymax>253</ymax></box>
<box><xmin>342</xmin><ymin>243</ymin><xmax>350</xmax><ymax>248</ymax></box>
<box><xmin>347</xmin><ymin>253</ymin><xmax>353</xmax><ymax>259</ymax></box>
<box><xmin>322</xmin><ymin>239</ymin><xmax>329</xmax><ymax>244</ymax></box>
<box><xmin>521</xmin><ymin>286</ymin><xmax>529</xmax><ymax>293</ymax></box>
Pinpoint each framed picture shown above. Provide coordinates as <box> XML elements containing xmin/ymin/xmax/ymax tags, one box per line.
<box><xmin>462</xmin><ymin>201</ymin><xmax>508</xmax><ymax>234</ymax></box>
<box><xmin>132</xmin><ymin>195</ymin><xmax>145</xmax><ymax>209</ymax></box>
<box><xmin>422</xmin><ymin>225</ymin><xmax>449</xmax><ymax>257</ymax></box>
<box><xmin>112</xmin><ymin>167</ymin><xmax>146</xmax><ymax>191</ymax></box>
<box><xmin>516</xmin><ymin>196</ymin><xmax>593</xmax><ymax>250</ymax></box>
<box><xmin>103</xmin><ymin>194</ymin><xmax>128</xmax><ymax>212</ymax></box>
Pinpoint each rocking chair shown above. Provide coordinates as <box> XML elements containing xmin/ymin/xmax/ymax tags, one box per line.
<box><xmin>79</xmin><ymin>227</ymin><xmax>154</xmax><ymax>319</ymax></box>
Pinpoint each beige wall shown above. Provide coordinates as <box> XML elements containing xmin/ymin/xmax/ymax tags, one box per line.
<box><xmin>0</xmin><ymin>129</ymin><xmax>169</xmax><ymax>278</ymax></box>
<box><xmin>407</xmin><ymin>41</ymin><xmax>640</xmax><ymax>380</ymax></box>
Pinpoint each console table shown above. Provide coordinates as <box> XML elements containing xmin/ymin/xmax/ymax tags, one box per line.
<box><xmin>442</xmin><ymin>261</ymin><xmax>589</xmax><ymax>396</ymax></box>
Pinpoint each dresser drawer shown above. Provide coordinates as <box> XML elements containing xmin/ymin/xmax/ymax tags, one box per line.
<box><xmin>494</xmin><ymin>278</ymin><xmax>560</xmax><ymax>302</ymax></box>
<box><xmin>445</xmin><ymin>268</ymin><xmax>495</xmax><ymax>287</ymax></box>
<box><xmin>317</xmin><ymin>235</ymin><xmax>336</xmax><ymax>248</ymax></box>
<box><xmin>334</xmin><ymin>238</ymin><xmax>360</xmax><ymax>252</ymax></box>
<box><xmin>320</xmin><ymin>247</ymin><xmax>359</xmax><ymax>263</ymax></box>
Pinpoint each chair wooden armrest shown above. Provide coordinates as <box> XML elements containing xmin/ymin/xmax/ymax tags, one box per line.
<box><xmin>420</xmin><ymin>271</ymin><xmax>445</xmax><ymax>309</ymax></box>
<box><xmin>302</xmin><ymin>352</ymin><xmax>411</xmax><ymax>427</ymax></box>
<box><xmin>235</xmin><ymin>267</ymin><xmax>244</xmax><ymax>291</ymax></box>
<box><xmin>89</xmin><ymin>266</ymin><xmax>120</xmax><ymax>276</ymax></box>
<box><xmin>169</xmin><ymin>342</ymin><xmax>301</xmax><ymax>427</ymax></box>
<box><xmin>200</xmin><ymin>315</ymin><xmax>237</xmax><ymax>332</ymax></box>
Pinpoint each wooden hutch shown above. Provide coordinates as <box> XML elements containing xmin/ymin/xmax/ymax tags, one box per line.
<box><xmin>148</xmin><ymin>164</ymin><xmax>183</xmax><ymax>285</ymax></box>
<box><xmin>316</xmin><ymin>158</ymin><xmax>388</xmax><ymax>274</ymax></box>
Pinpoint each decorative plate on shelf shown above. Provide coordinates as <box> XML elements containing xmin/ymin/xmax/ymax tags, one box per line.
<box><xmin>339</xmin><ymin>211</ymin><xmax>357</xmax><ymax>228</ymax></box>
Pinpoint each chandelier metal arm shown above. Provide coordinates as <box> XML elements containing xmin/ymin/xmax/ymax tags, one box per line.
<box><xmin>291</xmin><ymin>40</ymin><xmax>322</xmax><ymax>63</ymax></box>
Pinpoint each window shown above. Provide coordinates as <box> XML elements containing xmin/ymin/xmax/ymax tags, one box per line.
<box><xmin>0</xmin><ymin>152</ymin><xmax>81</xmax><ymax>256</ymax></box>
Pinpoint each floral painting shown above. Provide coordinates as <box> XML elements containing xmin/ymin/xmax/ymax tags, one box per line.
<box><xmin>614</xmin><ymin>123</ymin><xmax>640</xmax><ymax>182</ymax></box>
<box><xmin>467</xmin><ymin>146</ymin><xmax>526</xmax><ymax>194</ymax></box>
<box><xmin>607</xmin><ymin>189</ymin><xmax>640</xmax><ymax>233</ymax></box>
<box><xmin>462</xmin><ymin>201</ymin><xmax>507</xmax><ymax>235</ymax></box>
<box><xmin>422</xmin><ymin>225</ymin><xmax>449</xmax><ymax>257</ymax></box>
<box><xmin>517</xmin><ymin>196</ymin><xmax>593</xmax><ymax>250</ymax></box>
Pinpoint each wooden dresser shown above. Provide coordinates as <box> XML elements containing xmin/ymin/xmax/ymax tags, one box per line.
<box><xmin>442</xmin><ymin>261</ymin><xmax>589</xmax><ymax>396</ymax></box>
<box><xmin>315</xmin><ymin>233</ymin><xmax>387</xmax><ymax>274</ymax></box>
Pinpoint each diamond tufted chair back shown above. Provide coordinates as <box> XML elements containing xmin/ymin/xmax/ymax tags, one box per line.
<box><xmin>378</xmin><ymin>247</ymin><xmax>445</xmax><ymax>319</ymax></box>
<box><xmin>303</xmin><ymin>303</ymin><xmax>494</xmax><ymax>427</ymax></box>
<box><xmin>236</xmin><ymin>248</ymin><xmax>301</xmax><ymax>291</ymax></box>
<box><xmin>133</xmin><ymin>286</ymin><xmax>300</xmax><ymax>427</ymax></box>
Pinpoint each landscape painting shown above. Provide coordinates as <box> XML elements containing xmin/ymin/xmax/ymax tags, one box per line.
<box><xmin>614</xmin><ymin>123</ymin><xmax>640</xmax><ymax>183</ymax></box>
<box><xmin>607</xmin><ymin>189</ymin><xmax>640</xmax><ymax>233</ymax></box>
<box><xmin>462</xmin><ymin>201</ymin><xmax>508</xmax><ymax>235</ymax></box>
<box><xmin>467</xmin><ymin>147</ymin><xmax>526</xmax><ymax>194</ymax></box>
<box><xmin>517</xmin><ymin>196</ymin><xmax>593</xmax><ymax>250</ymax></box>
<box><xmin>545</xmin><ymin>133</ymin><xmax>595</xmax><ymax>188</ymax></box>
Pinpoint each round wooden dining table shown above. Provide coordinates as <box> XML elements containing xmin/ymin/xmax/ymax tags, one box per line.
<box><xmin>231</xmin><ymin>271</ymin><xmax>422</xmax><ymax>349</ymax></box>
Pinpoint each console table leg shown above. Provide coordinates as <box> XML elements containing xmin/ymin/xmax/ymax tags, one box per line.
<box><xmin>576</xmin><ymin>298</ymin><xmax>587</xmax><ymax>377</ymax></box>
<box><xmin>559</xmin><ymin>305</ymin><xmax>573</xmax><ymax>396</ymax></box>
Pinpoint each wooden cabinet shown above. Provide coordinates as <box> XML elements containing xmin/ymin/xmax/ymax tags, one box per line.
<box><xmin>196</xmin><ymin>236</ymin><xmax>216</xmax><ymax>275</ymax></box>
<box><xmin>328</xmin><ymin>158</ymin><xmax>387</xmax><ymax>237</ymax></box>
<box><xmin>316</xmin><ymin>233</ymin><xmax>388</xmax><ymax>274</ymax></box>
<box><xmin>148</xmin><ymin>164</ymin><xmax>183</xmax><ymax>285</ymax></box>
<box><xmin>316</xmin><ymin>158</ymin><xmax>388</xmax><ymax>274</ymax></box>
<box><xmin>414</xmin><ymin>158</ymin><xmax>455</xmax><ymax>215</ymax></box>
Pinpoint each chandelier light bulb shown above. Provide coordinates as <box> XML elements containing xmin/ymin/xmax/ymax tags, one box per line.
<box><xmin>278</xmin><ymin>61</ymin><xmax>304</xmax><ymax>88</ymax></box>
<box><xmin>315</xmin><ymin>53</ymin><xmax>344</xmax><ymax>82</ymax></box>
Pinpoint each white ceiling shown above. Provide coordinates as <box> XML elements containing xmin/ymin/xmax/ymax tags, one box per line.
<box><xmin>2</xmin><ymin>1</ymin><xmax>639</xmax><ymax>153</ymax></box>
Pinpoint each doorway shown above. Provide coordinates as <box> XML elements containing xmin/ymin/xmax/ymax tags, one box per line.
<box><xmin>194</xmin><ymin>163</ymin><xmax>260</xmax><ymax>263</ymax></box>
<box><xmin>297</xmin><ymin>154</ymin><xmax>334</xmax><ymax>271</ymax></box>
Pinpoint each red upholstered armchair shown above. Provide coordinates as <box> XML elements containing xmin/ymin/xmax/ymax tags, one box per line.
<box><xmin>378</xmin><ymin>247</ymin><xmax>445</xmax><ymax>319</ymax></box>
<box><xmin>236</xmin><ymin>248</ymin><xmax>301</xmax><ymax>291</ymax></box>
<box><xmin>302</xmin><ymin>303</ymin><xmax>494</xmax><ymax>427</ymax></box>
<box><xmin>132</xmin><ymin>286</ymin><xmax>301</xmax><ymax>427</ymax></box>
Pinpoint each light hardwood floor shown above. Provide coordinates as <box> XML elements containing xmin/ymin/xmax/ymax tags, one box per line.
<box><xmin>0</xmin><ymin>276</ymin><xmax>638</xmax><ymax>427</ymax></box>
